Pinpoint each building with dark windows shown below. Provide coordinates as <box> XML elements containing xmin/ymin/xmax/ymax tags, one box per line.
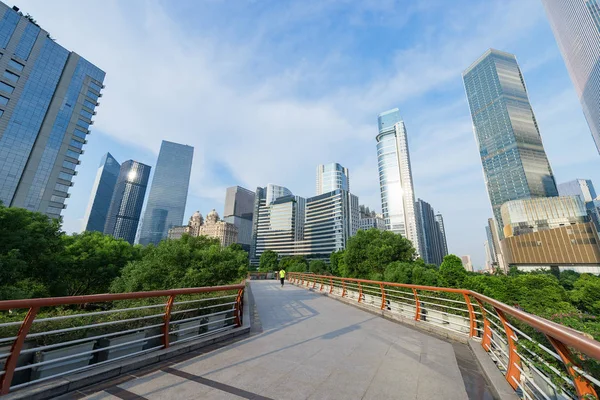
<box><xmin>541</xmin><ymin>0</ymin><xmax>600</xmax><ymax>155</ymax></box>
<box><xmin>139</xmin><ymin>141</ymin><xmax>194</xmax><ymax>245</ymax></box>
<box><xmin>104</xmin><ymin>160</ymin><xmax>151</xmax><ymax>244</ymax></box>
<box><xmin>83</xmin><ymin>152</ymin><xmax>120</xmax><ymax>232</ymax></box>
<box><xmin>359</xmin><ymin>205</ymin><xmax>386</xmax><ymax>231</ymax></box>
<box><xmin>415</xmin><ymin>199</ymin><xmax>447</xmax><ymax>266</ymax></box>
<box><xmin>376</xmin><ymin>108</ymin><xmax>421</xmax><ymax>255</ymax></box>
<box><xmin>463</xmin><ymin>49</ymin><xmax>558</xmax><ymax>236</ymax></box>
<box><xmin>316</xmin><ymin>163</ymin><xmax>349</xmax><ymax>195</ymax></box>
<box><xmin>435</xmin><ymin>214</ymin><xmax>448</xmax><ymax>257</ymax></box>
<box><xmin>0</xmin><ymin>3</ymin><xmax>105</xmax><ymax>219</ymax></box>
<box><xmin>223</xmin><ymin>186</ymin><xmax>255</xmax><ymax>252</ymax></box>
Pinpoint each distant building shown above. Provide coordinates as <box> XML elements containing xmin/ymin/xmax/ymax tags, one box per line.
<box><xmin>359</xmin><ymin>205</ymin><xmax>385</xmax><ymax>231</ymax></box>
<box><xmin>461</xmin><ymin>255</ymin><xmax>473</xmax><ymax>272</ymax></box>
<box><xmin>499</xmin><ymin>196</ymin><xmax>600</xmax><ymax>274</ymax></box>
<box><xmin>223</xmin><ymin>186</ymin><xmax>255</xmax><ymax>252</ymax></box>
<box><xmin>83</xmin><ymin>153</ymin><xmax>120</xmax><ymax>232</ymax></box>
<box><xmin>316</xmin><ymin>163</ymin><xmax>349</xmax><ymax>195</ymax></box>
<box><xmin>168</xmin><ymin>210</ymin><xmax>238</xmax><ymax>247</ymax></box>
<box><xmin>104</xmin><ymin>160</ymin><xmax>151</xmax><ymax>244</ymax></box>
<box><xmin>0</xmin><ymin>3</ymin><xmax>105</xmax><ymax>220</ymax></box>
<box><xmin>435</xmin><ymin>214</ymin><xmax>449</xmax><ymax>257</ymax></box>
<box><xmin>463</xmin><ymin>49</ymin><xmax>558</xmax><ymax>237</ymax></box>
<box><xmin>139</xmin><ymin>141</ymin><xmax>194</xmax><ymax>245</ymax></box>
<box><xmin>415</xmin><ymin>199</ymin><xmax>447</xmax><ymax>266</ymax></box>
<box><xmin>558</xmin><ymin>179</ymin><xmax>600</xmax><ymax>234</ymax></box>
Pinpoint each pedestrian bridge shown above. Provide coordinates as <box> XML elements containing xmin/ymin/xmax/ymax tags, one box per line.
<box><xmin>0</xmin><ymin>274</ymin><xmax>598</xmax><ymax>399</ymax></box>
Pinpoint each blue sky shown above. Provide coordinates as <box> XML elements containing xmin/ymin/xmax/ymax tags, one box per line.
<box><xmin>17</xmin><ymin>0</ymin><xmax>600</xmax><ymax>268</ymax></box>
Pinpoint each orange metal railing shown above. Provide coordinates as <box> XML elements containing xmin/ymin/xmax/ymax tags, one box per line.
<box><xmin>288</xmin><ymin>272</ymin><xmax>600</xmax><ymax>400</ymax></box>
<box><xmin>0</xmin><ymin>283</ymin><xmax>245</xmax><ymax>395</ymax></box>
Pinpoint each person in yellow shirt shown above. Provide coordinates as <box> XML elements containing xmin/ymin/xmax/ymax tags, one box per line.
<box><xmin>279</xmin><ymin>268</ymin><xmax>286</xmax><ymax>287</ymax></box>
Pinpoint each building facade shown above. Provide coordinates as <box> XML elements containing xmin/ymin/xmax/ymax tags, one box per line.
<box><xmin>463</xmin><ymin>49</ymin><xmax>558</xmax><ymax>236</ymax></box>
<box><xmin>376</xmin><ymin>108</ymin><xmax>421</xmax><ymax>254</ymax></box>
<box><xmin>316</xmin><ymin>163</ymin><xmax>349</xmax><ymax>195</ymax></box>
<box><xmin>558</xmin><ymin>178</ymin><xmax>597</xmax><ymax>203</ymax></box>
<box><xmin>83</xmin><ymin>153</ymin><xmax>120</xmax><ymax>232</ymax></box>
<box><xmin>461</xmin><ymin>255</ymin><xmax>474</xmax><ymax>272</ymax></box>
<box><xmin>541</xmin><ymin>0</ymin><xmax>600</xmax><ymax>154</ymax></box>
<box><xmin>435</xmin><ymin>214</ymin><xmax>448</xmax><ymax>257</ymax></box>
<box><xmin>0</xmin><ymin>3</ymin><xmax>105</xmax><ymax>219</ymax></box>
<box><xmin>104</xmin><ymin>160</ymin><xmax>151</xmax><ymax>244</ymax></box>
<box><xmin>139</xmin><ymin>141</ymin><xmax>194</xmax><ymax>245</ymax></box>
<box><xmin>223</xmin><ymin>186</ymin><xmax>255</xmax><ymax>252</ymax></box>
<box><xmin>168</xmin><ymin>210</ymin><xmax>238</xmax><ymax>247</ymax></box>
<box><xmin>415</xmin><ymin>199</ymin><xmax>447</xmax><ymax>266</ymax></box>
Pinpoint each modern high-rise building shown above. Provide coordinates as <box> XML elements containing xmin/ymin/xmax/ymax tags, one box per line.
<box><xmin>104</xmin><ymin>160</ymin><xmax>151</xmax><ymax>244</ymax></box>
<box><xmin>316</xmin><ymin>163</ymin><xmax>349</xmax><ymax>195</ymax></box>
<box><xmin>265</xmin><ymin>183</ymin><xmax>292</xmax><ymax>205</ymax></box>
<box><xmin>461</xmin><ymin>255</ymin><xmax>474</xmax><ymax>272</ymax></box>
<box><xmin>223</xmin><ymin>186</ymin><xmax>255</xmax><ymax>252</ymax></box>
<box><xmin>558</xmin><ymin>179</ymin><xmax>597</xmax><ymax>203</ymax></box>
<box><xmin>359</xmin><ymin>205</ymin><xmax>386</xmax><ymax>231</ymax></box>
<box><xmin>485</xmin><ymin>224</ymin><xmax>497</xmax><ymax>265</ymax></box>
<box><xmin>435</xmin><ymin>213</ymin><xmax>448</xmax><ymax>257</ymax></box>
<box><xmin>0</xmin><ymin>3</ymin><xmax>105</xmax><ymax>219</ymax></box>
<box><xmin>541</xmin><ymin>0</ymin><xmax>600</xmax><ymax>154</ymax></box>
<box><xmin>83</xmin><ymin>153</ymin><xmax>120</xmax><ymax>232</ymax></box>
<box><xmin>463</xmin><ymin>49</ymin><xmax>558</xmax><ymax>235</ymax></box>
<box><xmin>415</xmin><ymin>199</ymin><xmax>447</xmax><ymax>266</ymax></box>
<box><xmin>139</xmin><ymin>141</ymin><xmax>194</xmax><ymax>245</ymax></box>
<box><xmin>376</xmin><ymin>108</ymin><xmax>421</xmax><ymax>254</ymax></box>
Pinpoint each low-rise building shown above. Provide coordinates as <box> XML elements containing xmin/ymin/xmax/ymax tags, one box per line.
<box><xmin>168</xmin><ymin>210</ymin><xmax>238</xmax><ymax>247</ymax></box>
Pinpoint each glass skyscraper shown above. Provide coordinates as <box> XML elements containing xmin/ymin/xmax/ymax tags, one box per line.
<box><xmin>104</xmin><ymin>160</ymin><xmax>151</xmax><ymax>244</ymax></box>
<box><xmin>463</xmin><ymin>49</ymin><xmax>558</xmax><ymax>235</ymax></box>
<box><xmin>316</xmin><ymin>163</ymin><xmax>349</xmax><ymax>195</ymax></box>
<box><xmin>541</xmin><ymin>0</ymin><xmax>600</xmax><ymax>154</ymax></box>
<box><xmin>0</xmin><ymin>3</ymin><xmax>105</xmax><ymax>219</ymax></box>
<box><xmin>83</xmin><ymin>152</ymin><xmax>120</xmax><ymax>232</ymax></box>
<box><xmin>435</xmin><ymin>214</ymin><xmax>448</xmax><ymax>257</ymax></box>
<box><xmin>376</xmin><ymin>108</ymin><xmax>421</xmax><ymax>254</ymax></box>
<box><xmin>139</xmin><ymin>141</ymin><xmax>194</xmax><ymax>245</ymax></box>
<box><xmin>415</xmin><ymin>199</ymin><xmax>447</xmax><ymax>266</ymax></box>
<box><xmin>223</xmin><ymin>186</ymin><xmax>256</xmax><ymax>252</ymax></box>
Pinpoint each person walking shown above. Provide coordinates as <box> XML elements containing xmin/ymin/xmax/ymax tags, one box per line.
<box><xmin>279</xmin><ymin>268</ymin><xmax>286</xmax><ymax>287</ymax></box>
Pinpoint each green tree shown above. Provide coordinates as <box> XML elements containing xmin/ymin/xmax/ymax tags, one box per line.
<box><xmin>329</xmin><ymin>250</ymin><xmax>345</xmax><ymax>276</ymax></box>
<box><xmin>258</xmin><ymin>250</ymin><xmax>278</xmax><ymax>272</ymax></box>
<box><xmin>384</xmin><ymin>262</ymin><xmax>414</xmax><ymax>284</ymax></box>
<box><xmin>309</xmin><ymin>260</ymin><xmax>327</xmax><ymax>274</ymax></box>
<box><xmin>438</xmin><ymin>255</ymin><xmax>467</xmax><ymax>288</ymax></box>
<box><xmin>569</xmin><ymin>274</ymin><xmax>600</xmax><ymax>315</ymax></box>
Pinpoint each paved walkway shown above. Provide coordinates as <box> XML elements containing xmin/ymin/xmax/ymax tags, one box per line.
<box><xmin>77</xmin><ymin>280</ymin><xmax>492</xmax><ymax>400</ymax></box>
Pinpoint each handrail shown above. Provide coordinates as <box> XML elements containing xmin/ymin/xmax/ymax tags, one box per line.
<box><xmin>287</xmin><ymin>272</ymin><xmax>599</xmax><ymax>400</ymax></box>
<box><xmin>0</xmin><ymin>283</ymin><xmax>246</xmax><ymax>395</ymax></box>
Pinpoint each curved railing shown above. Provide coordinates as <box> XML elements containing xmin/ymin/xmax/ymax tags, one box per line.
<box><xmin>288</xmin><ymin>272</ymin><xmax>600</xmax><ymax>400</ymax></box>
<box><xmin>0</xmin><ymin>283</ymin><xmax>245</xmax><ymax>395</ymax></box>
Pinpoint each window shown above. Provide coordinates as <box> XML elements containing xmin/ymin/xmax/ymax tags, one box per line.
<box><xmin>62</xmin><ymin>160</ymin><xmax>77</xmax><ymax>170</ymax></box>
<box><xmin>73</xmin><ymin>128</ymin><xmax>87</xmax><ymax>139</ymax></box>
<box><xmin>50</xmin><ymin>195</ymin><xmax>66</xmax><ymax>203</ymax></box>
<box><xmin>69</xmin><ymin>139</ymin><xmax>84</xmax><ymax>149</ymax></box>
<box><xmin>66</xmin><ymin>149</ymin><xmax>80</xmax><ymax>159</ymax></box>
<box><xmin>58</xmin><ymin>172</ymin><xmax>73</xmax><ymax>182</ymax></box>
<box><xmin>80</xmin><ymin>109</ymin><xmax>93</xmax><ymax>120</ymax></box>
<box><xmin>0</xmin><ymin>95</ymin><xmax>8</xmax><ymax>105</ymax></box>
<box><xmin>47</xmin><ymin>206</ymin><xmax>63</xmax><ymax>215</ymax></box>
<box><xmin>76</xmin><ymin>119</ymin><xmax>89</xmax><ymax>130</ymax></box>
<box><xmin>0</xmin><ymin>110</ymin><xmax>4</xmax><ymax>118</ymax></box>
<box><xmin>8</xmin><ymin>59</ymin><xmax>24</xmax><ymax>71</ymax></box>
<box><xmin>83</xmin><ymin>100</ymin><xmax>96</xmax><ymax>109</ymax></box>
<box><xmin>0</xmin><ymin>81</ymin><xmax>14</xmax><ymax>94</ymax></box>
<box><xmin>3</xmin><ymin>70</ymin><xmax>19</xmax><ymax>83</ymax></box>
<box><xmin>89</xmin><ymin>81</ymin><xmax>102</xmax><ymax>92</ymax></box>
<box><xmin>55</xmin><ymin>183</ymin><xmax>70</xmax><ymax>192</ymax></box>
<box><xmin>86</xmin><ymin>90</ymin><xmax>99</xmax><ymax>101</ymax></box>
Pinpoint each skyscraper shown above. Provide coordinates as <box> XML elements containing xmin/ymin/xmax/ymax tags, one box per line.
<box><xmin>463</xmin><ymin>49</ymin><xmax>558</xmax><ymax>234</ymax></box>
<box><xmin>415</xmin><ymin>199</ymin><xmax>447</xmax><ymax>266</ymax></box>
<box><xmin>485</xmin><ymin>223</ymin><xmax>497</xmax><ymax>265</ymax></box>
<box><xmin>83</xmin><ymin>153</ymin><xmax>120</xmax><ymax>232</ymax></box>
<box><xmin>435</xmin><ymin>214</ymin><xmax>448</xmax><ymax>257</ymax></box>
<box><xmin>139</xmin><ymin>141</ymin><xmax>194</xmax><ymax>245</ymax></box>
<box><xmin>0</xmin><ymin>3</ymin><xmax>105</xmax><ymax>219</ymax></box>
<box><xmin>558</xmin><ymin>179</ymin><xmax>597</xmax><ymax>203</ymax></box>
<box><xmin>376</xmin><ymin>108</ymin><xmax>421</xmax><ymax>254</ymax></box>
<box><xmin>223</xmin><ymin>186</ymin><xmax>256</xmax><ymax>252</ymax></box>
<box><xmin>316</xmin><ymin>163</ymin><xmax>349</xmax><ymax>195</ymax></box>
<box><xmin>541</xmin><ymin>0</ymin><xmax>600</xmax><ymax>154</ymax></box>
<box><xmin>104</xmin><ymin>160</ymin><xmax>151</xmax><ymax>244</ymax></box>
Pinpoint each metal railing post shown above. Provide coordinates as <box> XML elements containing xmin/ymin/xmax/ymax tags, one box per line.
<box><xmin>546</xmin><ymin>335</ymin><xmax>598</xmax><ymax>398</ymax></box>
<box><xmin>162</xmin><ymin>295</ymin><xmax>176</xmax><ymax>349</ymax></box>
<box><xmin>0</xmin><ymin>306</ymin><xmax>39</xmax><ymax>395</ymax></box>
<box><xmin>494</xmin><ymin>308</ymin><xmax>521</xmax><ymax>390</ymax></box>
<box><xmin>342</xmin><ymin>280</ymin><xmax>347</xmax><ymax>297</ymax></box>
<box><xmin>312</xmin><ymin>277</ymin><xmax>316</xmax><ymax>289</ymax></box>
<box><xmin>474</xmin><ymin>298</ymin><xmax>491</xmax><ymax>351</ymax></box>
<box><xmin>412</xmin><ymin>289</ymin><xmax>420</xmax><ymax>321</ymax></box>
<box><xmin>235</xmin><ymin>288</ymin><xmax>244</xmax><ymax>327</ymax></box>
<box><xmin>357</xmin><ymin>282</ymin><xmax>363</xmax><ymax>303</ymax></box>
<box><xmin>319</xmin><ymin>277</ymin><xmax>323</xmax><ymax>291</ymax></box>
<box><xmin>462</xmin><ymin>293</ymin><xmax>477</xmax><ymax>338</ymax></box>
<box><xmin>380</xmin><ymin>283</ymin><xmax>386</xmax><ymax>310</ymax></box>
<box><xmin>329</xmin><ymin>278</ymin><xmax>333</xmax><ymax>294</ymax></box>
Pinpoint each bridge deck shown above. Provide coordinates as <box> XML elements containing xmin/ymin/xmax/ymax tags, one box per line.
<box><xmin>75</xmin><ymin>280</ymin><xmax>493</xmax><ymax>400</ymax></box>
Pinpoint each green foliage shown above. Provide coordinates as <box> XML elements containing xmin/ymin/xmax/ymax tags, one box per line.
<box><xmin>280</xmin><ymin>256</ymin><xmax>308</xmax><ymax>273</ymax></box>
<box><xmin>438</xmin><ymin>255</ymin><xmax>467</xmax><ymax>287</ymax></box>
<box><xmin>329</xmin><ymin>250</ymin><xmax>345</xmax><ymax>276</ymax></box>
<box><xmin>309</xmin><ymin>260</ymin><xmax>328</xmax><ymax>274</ymax></box>
<box><xmin>569</xmin><ymin>274</ymin><xmax>600</xmax><ymax>315</ymax></box>
<box><xmin>258</xmin><ymin>250</ymin><xmax>278</xmax><ymax>272</ymax></box>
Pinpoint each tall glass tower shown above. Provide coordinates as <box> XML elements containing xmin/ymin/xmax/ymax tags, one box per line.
<box><xmin>316</xmin><ymin>163</ymin><xmax>349</xmax><ymax>195</ymax></box>
<box><xmin>139</xmin><ymin>141</ymin><xmax>194</xmax><ymax>245</ymax></box>
<box><xmin>541</xmin><ymin>0</ymin><xmax>600</xmax><ymax>154</ymax></box>
<box><xmin>83</xmin><ymin>152</ymin><xmax>120</xmax><ymax>232</ymax></box>
<box><xmin>104</xmin><ymin>160</ymin><xmax>151</xmax><ymax>244</ymax></box>
<box><xmin>0</xmin><ymin>3</ymin><xmax>105</xmax><ymax>219</ymax></box>
<box><xmin>376</xmin><ymin>108</ymin><xmax>421</xmax><ymax>254</ymax></box>
<box><xmin>463</xmin><ymin>49</ymin><xmax>558</xmax><ymax>234</ymax></box>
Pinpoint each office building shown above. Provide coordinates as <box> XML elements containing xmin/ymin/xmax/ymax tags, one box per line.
<box><xmin>168</xmin><ymin>210</ymin><xmax>238</xmax><ymax>247</ymax></box>
<box><xmin>415</xmin><ymin>199</ymin><xmax>447</xmax><ymax>266</ymax></box>
<box><xmin>435</xmin><ymin>214</ymin><xmax>448</xmax><ymax>257</ymax></box>
<box><xmin>376</xmin><ymin>108</ymin><xmax>421</xmax><ymax>254</ymax></box>
<box><xmin>461</xmin><ymin>255</ymin><xmax>474</xmax><ymax>272</ymax></box>
<box><xmin>558</xmin><ymin>179</ymin><xmax>597</xmax><ymax>203</ymax></box>
<box><xmin>463</xmin><ymin>49</ymin><xmax>558</xmax><ymax>236</ymax></box>
<box><xmin>485</xmin><ymin>224</ymin><xmax>497</xmax><ymax>265</ymax></box>
<box><xmin>500</xmin><ymin>197</ymin><xmax>600</xmax><ymax>274</ymax></box>
<box><xmin>484</xmin><ymin>241</ymin><xmax>494</xmax><ymax>271</ymax></box>
<box><xmin>316</xmin><ymin>163</ymin><xmax>349</xmax><ymax>195</ymax></box>
<box><xmin>83</xmin><ymin>153</ymin><xmax>120</xmax><ymax>232</ymax></box>
<box><xmin>139</xmin><ymin>141</ymin><xmax>194</xmax><ymax>245</ymax></box>
<box><xmin>104</xmin><ymin>160</ymin><xmax>151</xmax><ymax>244</ymax></box>
<box><xmin>541</xmin><ymin>0</ymin><xmax>600</xmax><ymax>154</ymax></box>
<box><xmin>223</xmin><ymin>186</ymin><xmax>255</xmax><ymax>252</ymax></box>
<box><xmin>359</xmin><ymin>206</ymin><xmax>386</xmax><ymax>231</ymax></box>
<box><xmin>0</xmin><ymin>3</ymin><xmax>105</xmax><ymax>219</ymax></box>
